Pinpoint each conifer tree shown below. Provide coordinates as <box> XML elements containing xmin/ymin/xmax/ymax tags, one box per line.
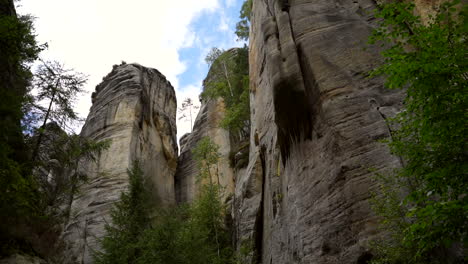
<box><xmin>94</xmin><ymin>162</ymin><xmax>150</xmax><ymax>264</ymax></box>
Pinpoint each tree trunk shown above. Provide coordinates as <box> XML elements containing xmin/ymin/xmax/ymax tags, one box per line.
<box><xmin>222</xmin><ymin>61</ymin><xmax>234</xmax><ymax>97</ymax></box>
<box><xmin>32</xmin><ymin>84</ymin><xmax>57</xmax><ymax>162</ymax></box>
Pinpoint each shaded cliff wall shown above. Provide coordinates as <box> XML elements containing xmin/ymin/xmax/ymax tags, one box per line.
<box><xmin>233</xmin><ymin>0</ymin><xmax>404</xmax><ymax>263</ymax></box>
<box><xmin>62</xmin><ymin>63</ymin><xmax>178</xmax><ymax>264</ymax></box>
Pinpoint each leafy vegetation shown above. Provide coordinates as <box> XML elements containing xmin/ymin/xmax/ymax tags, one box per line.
<box><xmin>369</xmin><ymin>1</ymin><xmax>467</xmax><ymax>263</ymax></box>
<box><xmin>192</xmin><ymin>136</ymin><xmax>221</xmax><ymax>184</ymax></box>
<box><xmin>0</xmin><ymin>0</ymin><xmax>45</xmax><ymax>256</ymax></box>
<box><xmin>95</xmin><ymin>138</ymin><xmax>236</xmax><ymax>264</ymax></box>
<box><xmin>94</xmin><ymin>162</ymin><xmax>150</xmax><ymax>264</ymax></box>
<box><xmin>0</xmin><ymin>1</ymin><xmax>109</xmax><ymax>258</ymax></box>
<box><xmin>235</xmin><ymin>0</ymin><xmax>252</xmax><ymax>41</ymax></box>
<box><xmin>0</xmin><ymin>0</ymin><xmax>43</xmax><ymax>241</ymax></box>
<box><xmin>202</xmin><ymin>46</ymin><xmax>250</xmax><ymax>140</ymax></box>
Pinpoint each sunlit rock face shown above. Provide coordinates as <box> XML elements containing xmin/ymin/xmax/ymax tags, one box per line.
<box><xmin>233</xmin><ymin>0</ymin><xmax>404</xmax><ymax>263</ymax></box>
<box><xmin>62</xmin><ymin>63</ymin><xmax>178</xmax><ymax>264</ymax></box>
<box><xmin>174</xmin><ymin>97</ymin><xmax>234</xmax><ymax>203</ymax></box>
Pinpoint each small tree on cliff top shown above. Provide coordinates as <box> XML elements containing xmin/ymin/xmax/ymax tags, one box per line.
<box><xmin>30</xmin><ymin>60</ymin><xmax>87</xmax><ymax>162</ymax></box>
<box><xmin>192</xmin><ymin>136</ymin><xmax>221</xmax><ymax>186</ymax></box>
<box><xmin>192</xmin><ymin>137</ymin><xmax>234</xmax><ymax>262</ymax></box>
<box><xmin>94</xmin><ymin>161</ymin><xmax>150</xmax><ymax>264</ymax></box>
<box><xmin>202</xmin><ymin>47</ymin><xmax>250</xmax><ymax>139</ymax></box>
<box><xmin>235</xmin><ymin>0</ymin><xmax>253</xmax><ymax>41</ymax></box>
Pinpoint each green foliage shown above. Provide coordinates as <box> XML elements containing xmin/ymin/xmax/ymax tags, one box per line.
<box><xmin>96</xmin><ymin>141</ymin><xmax>236</xmax><ymax>264</ymax></box>
<box><xmin>192</xmin><ymin>136</ymin><xmax>221</xmax><ymax>184</ymax></box>
<box><xmin>134</xmin><ymin>184</ymin><xmax>234</xmax><ymax>264</ymax></box>
<box><xmin>370</xmin><ymin>172</ymin><xmax>421</xmax><ymax>264</ymax></box>
<box><xmin>205</xmin><ymin>47</ymin><xmax>223</xmax><ymax>66</ymax></box>
<box><xmin>235</xmin><ymin>0</ymin><xmax>252</xmax><ymax>41</ymax></box>
<box><xmin>369</xmin><ymin>1</ymin><xmax>467</xmax><ymax>263</ymax></box>
<box><xmin>48</xmin><ymin>132</ymin><xmax>110</xmax><ymax>216</ymax></box>
<box><xmin>202</xmin><ymin>46</ymin><xmax>250</xmax><ymax>138</ymax></box>
<box><xmin>0</xmin><ymin>2</ymin><xmax>44</xmax><ymax>256</ymax></box>
<box><xmin>94</xmin><ymin>162</ymin><xmax>150</xmax><ymax>264</ymax></box>
<box><xmin>190</xmin><ymin>183</ymin><xmax>234</xmax><ymax>263</ymax></box>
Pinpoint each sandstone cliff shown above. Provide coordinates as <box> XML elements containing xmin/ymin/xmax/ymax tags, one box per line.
<box><xmin>174</xmin><ymin>49</ymin><xmax>241</xmax><ymax>204</ymax></box>
<box><xmin>174</xmin><ymin>96</ymin><xmax>234</xmax><ymax>203</ymax></box>
<box><xmin>233</xmin><ymin>0</ymin><xmax>404</xmax><ymax>263</ymax></box>
<box><xmin>62</xmin><ymin>63</ymin><xmax>178</xmax><ymax>264</ymax></box>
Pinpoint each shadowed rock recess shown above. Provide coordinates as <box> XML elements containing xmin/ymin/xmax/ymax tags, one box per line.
<box><xmin>62</xmin><ymin>63</ymin><xmax>178</xmax><ymax>264</ymax></box>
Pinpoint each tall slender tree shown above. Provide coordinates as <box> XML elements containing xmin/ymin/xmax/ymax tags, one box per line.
<box><xmin>178</xmin><ymin>97</ymin><xmax>199</xmax><ymax>132</ymax></box>
<box><xmin>30</xmin><ymin>60</ymin><xmax>87</xmax><ymax>161</ymax></box>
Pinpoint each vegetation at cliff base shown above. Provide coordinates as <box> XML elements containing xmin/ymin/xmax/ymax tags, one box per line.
<box><xmin>95</xmin><ymin>138</ymin><xmax>236</xmax><ymax>264</ymax></box>
<box><xmin>369</xmin><ymin>1</ymin><xmax>467</xmax><ymax>263</ymax></box>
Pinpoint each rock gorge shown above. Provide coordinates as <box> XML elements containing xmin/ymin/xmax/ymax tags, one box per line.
<box><xmin>57</xmin><ymin>0</ymin><xmax>446</xmax><ymax>263</ymax></box>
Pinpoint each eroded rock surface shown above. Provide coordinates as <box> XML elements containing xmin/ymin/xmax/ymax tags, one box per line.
<box><xmin>234</xmin><ymin>0</ymin><xmax>404</xmax><ymax>263</ymax></box>
<box><xmin>175</xmin><ymin>50</ymin><xmax>239</xmax><ymax>204</ymax></box>
<box><xmin>62</xmin><ymin>63</ymin><xmax>178</xmax><ymax>264</ymax></box>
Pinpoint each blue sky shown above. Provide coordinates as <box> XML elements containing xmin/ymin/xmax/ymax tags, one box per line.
<box><xmin>178</xmin><ymin>0</ymin><xmax>245</xmax><ymax>89</ymax></box>
<box><xmin>16</xmin><ymin>0</ymin><xmax>246</xmax><ymax>141</ymax></box>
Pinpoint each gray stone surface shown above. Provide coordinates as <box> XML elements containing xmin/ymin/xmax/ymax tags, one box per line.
<box><xmin>62</xmin><ymin>63</ymin><xmax>178</xmax><ymax>264</ymax></box>
<box><xmin>0</xmin><ymin>255</ymin><xmax>47</xmax><ymax>264</ymax></box>
<box><xmin>233</xmin><ymin>0</ymin><xmax>404</xmax><ymax>263</ymax></box>
<box><xmin>175</xmin><ymin>97</ymin><xmax>235</xmax><ymax>204</ymax></box>
<box><xmin>175</xmin><ymin>50</ymin><xmax>239</xmax><ymax>204</ymax></box>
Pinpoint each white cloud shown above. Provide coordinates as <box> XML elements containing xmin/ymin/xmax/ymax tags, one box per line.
<box><xmin>225</xmin><ymin>0</ymin><xmax>236</xmax><ymax>8</ymax></box>
<box><xmin>218</xmin><ymin>15</ymin><xmax>229</xmax><ymax>32</ymax></box>
<box><xmin>16</xmin><ymin>0</ymin><xmax>220</xmax><ymax>130</ymax></box>
<box><xmin>176</xmin><ymin>84</ymin><xmax>203</xmax><ymax>142</ymax></box>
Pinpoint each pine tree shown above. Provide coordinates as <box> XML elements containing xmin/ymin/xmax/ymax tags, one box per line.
<box><xmin>94</xmin><ymin>162</ymin><xmax>150</xmax><ymax>264</ymax></box>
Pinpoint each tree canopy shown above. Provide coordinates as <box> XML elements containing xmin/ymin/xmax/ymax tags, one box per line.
<box><xmin>369</xmin><ymin>1</ymin><xmax>467</xmax><ymax>263</ymax></box>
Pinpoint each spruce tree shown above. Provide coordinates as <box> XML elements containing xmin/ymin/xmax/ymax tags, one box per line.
<box><xmin>94</xmin><ymin>162</ymin><xmax>150</xmax><ymax>264</ymax></box>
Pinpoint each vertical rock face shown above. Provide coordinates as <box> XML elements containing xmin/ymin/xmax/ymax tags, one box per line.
<box><xmin>175</xmin><ymin>97</ymin><xmax>234</xmax><ymax>203</ymax></box>
<box><xmin>234</xmin><ymin>0</ymin><xmax>404</xmax><ymax>263</ymax></box>
<box><xmin>63</xmin><ymin>63</ymin><xmax>178</xmax><ymax>264</ymax></box>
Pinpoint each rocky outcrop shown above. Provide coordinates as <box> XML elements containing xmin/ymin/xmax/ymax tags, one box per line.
<box><xmin>62</xmin><ymin>63</ymin><xmax>178</xmax><ymax>264</ymax></box>
<box><xmin>234</xmin><ymin>0</ymin><xmax>404</xmax><ymax>263</ymax></box>
<box><xmin>174</xmin><ymin>50</ymin><xmax>239</xmax><ymax>204</ymax></box>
